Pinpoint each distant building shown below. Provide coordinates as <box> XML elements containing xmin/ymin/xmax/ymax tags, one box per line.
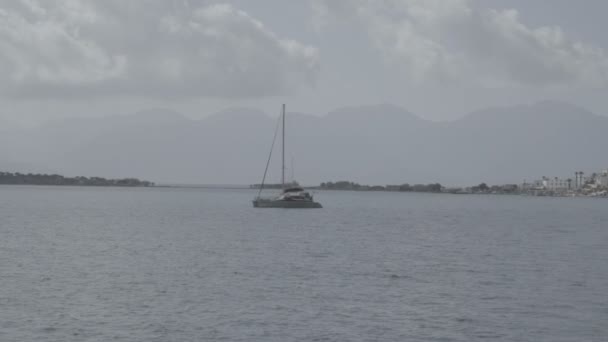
<box><xmin>546</xmin><ymin>177</ymin><xmax>570</xmax><ymax>190</ymax></box>
<box><xmin>534</xmin><ymin>177</ymin><xmax>570</xmax><ymax>191</ymax></box>
<box><xmin>596</xmin><ymin>170</ymin><xmax>608</xmax><ymax>188</ymax></box>
<box><xmin>527</xmin><ymin>179</ymin><xmax>544</xmax><ymax>190</ymax></box>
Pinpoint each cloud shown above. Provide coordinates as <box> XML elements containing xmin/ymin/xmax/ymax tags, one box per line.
<box><xmin>312</xmin><ymin>0</ymin><xmax>608</xmax><ymax>87</ymax></box>
<box><xmin>0</xmin><ymin>1</ymin><xmax>319</xmax><ymax>99</ymax></box>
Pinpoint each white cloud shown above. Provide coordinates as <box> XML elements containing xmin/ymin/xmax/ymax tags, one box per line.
<box><xmin>0</xmin><ymin>1</ymin><xmax>319</xmax><ymax>98</ymax></box>
<box><xmin>313</xmin><ymin>0</ymin><xmax>608</xmax><ymax>87</ymax></box>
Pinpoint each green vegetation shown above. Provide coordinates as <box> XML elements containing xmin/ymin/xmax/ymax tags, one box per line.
<box><xmin>318</xmin><ymin>180</ymin><xmax>523</xmax><ymax>195</ymax></box>
<box><xmin>319</xmin><ymin>181</ymin><xmax>363</xmax><ymax>190</ymax></box>
<box><xmin>0</xmin><ymin>172</ymin><xmax>154</xmax><ymax>187</ymax></box>
<box><xmin>319</xmin><ymin>181</ymin><xmax>443</xmax><ymax>193</ymax></box>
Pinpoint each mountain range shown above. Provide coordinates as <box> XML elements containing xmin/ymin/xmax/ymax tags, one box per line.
<box><xmin>1</xmin><ymin>101</ymin><xmax>606</xmax><ymax>186</ymax></box>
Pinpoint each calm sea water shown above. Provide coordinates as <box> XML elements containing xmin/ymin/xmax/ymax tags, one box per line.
<box><xmin>1</xmin><ymin>185</ymin><xmax>607</xmax><ymax>341</ymax></box>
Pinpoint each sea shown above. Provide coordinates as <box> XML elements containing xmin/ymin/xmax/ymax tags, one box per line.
<box><xmin>1</xmin><ymin>185</ymin><xmax>607</xmax><ymax>341</ymax></box>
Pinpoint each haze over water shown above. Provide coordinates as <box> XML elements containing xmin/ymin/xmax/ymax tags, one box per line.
<box><xmin>1</xmin><ymin>186</ymin><xmax>606</xmax><ymax>341</ymax></box>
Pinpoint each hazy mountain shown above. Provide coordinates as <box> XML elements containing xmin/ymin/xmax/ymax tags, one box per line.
<box><xmin>3</xmin><ymin>102</ymin><xmax>607</xmax><ymax>185</ymax></box>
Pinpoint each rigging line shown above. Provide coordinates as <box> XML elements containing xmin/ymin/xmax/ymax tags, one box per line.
<box><xmin>257</xmin><ymin>113</ymin><xmax>282</xmax><ymax>198</ymax></box>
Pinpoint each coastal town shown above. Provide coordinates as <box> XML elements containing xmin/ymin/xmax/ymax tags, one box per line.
<box><xmin>520</xmin><ymin>169</ymin><xmax>608</xmax><ymax>197</ymax></box>
<box><xmin>310</xmin><ymin>168</ymin><xmax>608</xmax><ymax>198</ymax></box>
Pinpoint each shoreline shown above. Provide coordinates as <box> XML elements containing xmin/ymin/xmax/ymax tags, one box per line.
<box><xmin>1</xmin><ymin>183</ymin><xmax>606</xmax><ymax>198</ymax></box>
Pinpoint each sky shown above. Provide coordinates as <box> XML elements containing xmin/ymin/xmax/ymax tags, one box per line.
<box><xmin>2</xmin><ymin>0</ymin><xmax>608</xmax><ymax>124</ymax></box>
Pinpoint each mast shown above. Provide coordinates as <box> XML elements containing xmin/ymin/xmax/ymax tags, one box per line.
<box><xmin>291</xmin><ymin>157</ymin><xmax>295</xmax><ymax>184</ymax></box>
<box><xmin>281</xmin><ymin>104</ymin><xmax>286</xmax><ymax>189</ymax></box>
<box><xmin>256</xmin><ymin>112</ymin><xmax>282</xmax><ymax>198</ymax></box>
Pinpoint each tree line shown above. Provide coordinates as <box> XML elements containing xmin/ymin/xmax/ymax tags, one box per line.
<box><xmin>0</xmin><ymin>172</ymin><xmax>154</xmax><ymax>187</ymax></box>
<box><xmin>319</xmin><ymin>181</ymin><xmax>442</xmax><ymax>193</ymax></box>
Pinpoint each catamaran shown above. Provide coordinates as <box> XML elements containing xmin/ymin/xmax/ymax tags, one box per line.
<box><xmin>252</xmin><ymin>104</ymin><xmax>322</xmax><ymax>209</ymax></box>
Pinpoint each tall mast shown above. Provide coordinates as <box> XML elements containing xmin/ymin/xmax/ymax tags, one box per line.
<box><xmin>291</xmin><ymin>157</ymin><xmax>295</xmax><ymax>183</ymax></box>
<box><xmin>281</xmin><ymin>104</ymin><xmax>286</xmax><ymax>189</ymax></box>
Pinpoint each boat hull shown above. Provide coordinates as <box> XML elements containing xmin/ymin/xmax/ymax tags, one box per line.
<box><xmin>252</xmin><ymin>199</ymin><xmax>322</xmax><ymax>208</ymax></box>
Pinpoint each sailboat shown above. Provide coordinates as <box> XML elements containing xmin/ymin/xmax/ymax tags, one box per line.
<box><xmin>252</xmin><ymin>104</ymin><xmax>322</xmax><ymax>209</ymax></box>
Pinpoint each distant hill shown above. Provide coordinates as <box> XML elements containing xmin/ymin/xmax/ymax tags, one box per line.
<box><xmin>2</xmin><ymin>102</ymin><xmax>607</xmax><ymax>185</ymax></box>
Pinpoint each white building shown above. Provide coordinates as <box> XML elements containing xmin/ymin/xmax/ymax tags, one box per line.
<box><xmin>596</xmin><ymin>170</ymin><xmax>608</xmax><ymax>188</ymax></box>
<box><xmin>546</xmin><ymin>177</ymin><xmax>571</xmax><ymax>190</ymax></box>
<box><xmin>532</xmin><ymin>177</ymin><xmax>571</xmax><ymax>191</ymax></box>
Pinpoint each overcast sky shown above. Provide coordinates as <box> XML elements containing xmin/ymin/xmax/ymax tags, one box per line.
<box><xmin>2</xmin><ymin>0</ymin><xmax>608</xmax><ymax>124</ymax></box>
